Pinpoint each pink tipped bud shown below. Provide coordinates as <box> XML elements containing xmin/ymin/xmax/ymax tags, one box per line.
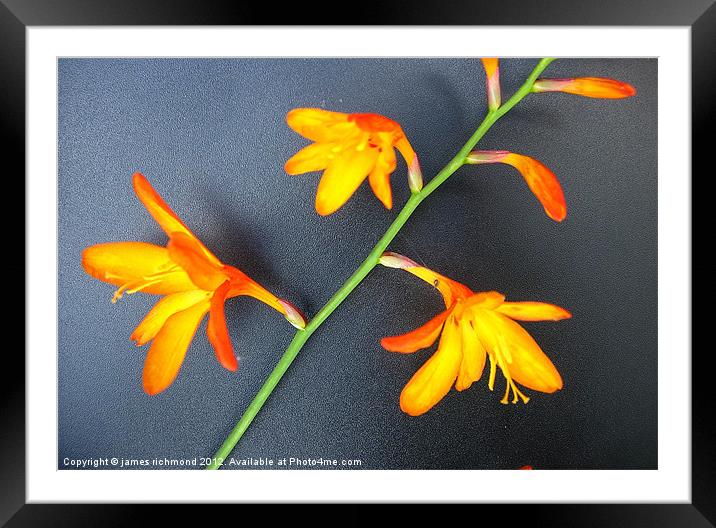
<box><xmin>379</xmin><ymin>252</ymin><xmax>419</xmax><ymax>270</ymax></box>
<box><xmin>407</xmin><ymin>155</ymin><xmax>423</xmax><ymax>193</ymax></box>
<box><xmin>532</xmin><ymin>77</ymin><xmax>636</xmax><ymax>99</ymax></box>
<box><xmin>465</xmin><ymin>150</ymin><xmax>510</xmax><ymax>164</ymax></box>
<box><xmin>279</xmin><ymin>299</ymin><xmax>307</xmax><ymax>330</ymax></box>
<box><xmin>481</xmin><ymin>58</ymin><xmax>501</xmax><ymax>111</ymax></box>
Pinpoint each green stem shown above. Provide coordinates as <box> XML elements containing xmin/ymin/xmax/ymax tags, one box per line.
<box><xmin>206</xmin><ymin>58</ymin><xmax>554</xmax><ymax>470</ymax></box>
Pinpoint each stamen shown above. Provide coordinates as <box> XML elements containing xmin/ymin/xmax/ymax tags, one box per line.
<box><xmin>488</xmin><ymin>354</ymin><xmax>496</xmax><ymax>391</ymax></box>
<box><xmin>110</xmin><ymin>267</ymin><xmax>182</xmax><ymax>304</ymax></box>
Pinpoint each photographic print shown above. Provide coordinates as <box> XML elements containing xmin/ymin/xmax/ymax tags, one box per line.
<box><xmin>57</xmin><ymin>57</ymin><xmax>657</xmax><ymax>471</ymax></box>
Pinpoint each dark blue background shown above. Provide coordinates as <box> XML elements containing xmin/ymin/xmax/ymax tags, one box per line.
<box><xmin>58</xmin><ymin>58</ymin><xmax>657</xmax><ymax>469</ymax></box>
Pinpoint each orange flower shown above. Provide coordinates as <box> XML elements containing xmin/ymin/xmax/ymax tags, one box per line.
<box><xmin>465</xmin><ymin>150</ymin><xmax>566</xmax><ymax>221</ymax></box>
<box><xmin>481</xmin><ymin>58</ymin><xmax>501</xmax><ymax>110</ymax></box>
<box><xmin>532</xmin><ymin>77</ymin><xmax>636</xmax><ymax>99</ymax></box>
<box><xmin>82</xmin><ymin>173</ymin><xmax>306</xmax><ymax>395</ymax></box>
<box><xmin>379</xmin><ymin>252</ymin><xmax>570</xmax><ymax>416</ymax></box>
<box><xmin>284</xmin><ymin>108</ymin><xmax>421</xmax><ymax>216</ymax></box>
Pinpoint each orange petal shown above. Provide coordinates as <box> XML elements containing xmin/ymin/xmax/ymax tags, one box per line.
<box><xmin>131</xmin><ymin>290</ymin><xmax>211</xmax><ymax>346</ymax></box>
<box><xmin>533</xmin><ymin>77</ymin><xmax>636</xmax><ymax>99</ymax></box>
<box><xmin>285</xmin><ymin>142</ymin><xmax>335</xmax><ymax>175</ymax></box>
<box><xmin>348</xmin><ymin>113</ymin><xmax>400</xmax><ymax>134</ymax></box>
<box><xmin>142</xmin><ymin>299</ymin><xmax>210</xmax><ymax>395</ymax></box>
<box><xmin>132</xmin><ymin>173</ymin><xmax>222</xmax><ymax>266</ymax></box>
<box><xmin>497</xmin><ymin>302</ymin><xmax>572</xmax><ymax>321</ymax></box>
<box><xmin>82</xmin><ymin>242</ymin><xmax>196</xmax><ymax>295</ymax></box>
<box><xmin>315</xmin><ymin>142</ymin><xmax>379</xmax><ymax>216</ymax></box>
<box><xmin>455</xmin><ymin>320</ymin><xmax>487</xmax><ymax>391</ymax></box>
<box><xmin>394</xmin><ymin>136</ymin><xmax>416</xmax><ymax>167</ymax></box>
<box><xmin>481</xmin><ymin>58</ymin><xmax>499</xmax><ymax>78</ymax></box>
<box><xmin>381</xmin><ymin>309</ymin><xmax>450</xmax><ymax>353</ymax></box>
<box><xmin>400</xmin><ymin>315</ymin><xmax>463</xmax><ymax>416</ymax></box>
<box><xmin>368</xmin><ymin>145</ymin><xmax>396</xmax><ymax>209</ymax></box>
<box><xmin>502</xmin><ymin>153</ymin><xmax>566</xmax><ymax>222</ymax></box>
<box><xmin>286</xmin><ymin>108</ymin><xmax>353</xmax><ymax>142</ymax></box>
<box><xmin>207</xmin><ymin>281</ymin><xmax>237</xmax><ymax>371</ymax></box>
<box><xmin>473</xmin><ymin>308</ymin><xmax>563</xmax><ymax>393</ymax></box>
<box><xmin>167</xmin><ymin>232</ymin><xmax>228</xmax><ymax>291</ymax></box>
<box><xmin>464</xmin><ymin>291</ymin><xmax>506</xmax><ymax>310</ymax></box>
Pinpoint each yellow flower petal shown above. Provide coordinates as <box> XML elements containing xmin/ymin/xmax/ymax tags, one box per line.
<box><xmin>286</xmin><ymin>108</ymin><xmax>353</xmax><ymax>142</ymax></box>
<box><xmin>400</xmin><ymin>315</ymin><xmax>463</xmax><ymax>416</ymax></box>
<box><xmin>284</xmin><ymin>142</ymin><xmax>335</xmax><ymax>175</ymax></box>
<box><xmin>455</xmin><ymin>320</ymin><xmax>487</xmax><ymax>391</ymax></box>
<box><xmin>82</xmin><ymin>241</ymin><xmax>196</xmax><ymax>296</ymax></box>
<box><xmin>142</xmin><ymin>299</ymin><xmax>210</xmax><ymax>395</ymax></box>
<box><xmin>131</xmin><ymin>290</ymin><xmax>210</xmax><ymax>346</ymax></box>
<box><xmin>315</xmin><ymin>143</ymin><xmax>379</xmax><ymax>216</ymax></box>
<box><xmin>473</xmin><ymin>308</ymin><xmax>562</xmax><ymax>393</ymax></box>
<box><xmin>496</xmin><ymin>302</ymin><xmax>572</xmax><ymax>321</ymax></box>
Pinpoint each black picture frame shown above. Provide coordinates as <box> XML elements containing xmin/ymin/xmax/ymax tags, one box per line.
<box><xmin>4</xmin><ymin>0</ymin><xmax>705</xmax><ymax>524</ymax></box>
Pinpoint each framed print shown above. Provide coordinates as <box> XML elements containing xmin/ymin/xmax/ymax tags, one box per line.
<box><xmin>5</xmin><ymin>0</ymin><xmax>707</xmax><ymax>524</ymax></box>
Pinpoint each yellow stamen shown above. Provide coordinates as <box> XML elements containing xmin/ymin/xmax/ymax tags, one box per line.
<box><xmin>487</xmin><ymin>354</ymin><xmax>497</xmax><ymax>391</ymax></box>
<box><xmin>109</xmin><ymin>265</ymin><xmax>184</xmax><ymax>304</ymax></box>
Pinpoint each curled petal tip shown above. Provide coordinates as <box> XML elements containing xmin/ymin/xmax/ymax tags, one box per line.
<box><xmin>408</xmin><ymin>155</ymin><xmax>423</xmax><ymax>193</ymax></box>
<box><xmin>279</xmin><ymin>299</ymin><xmax>307</xmax><ymax>330</ymax></box>
<box><xmin>379</xmin><ymin>252</ymin><xmax>419</xmax><ymax>269</ymax></box>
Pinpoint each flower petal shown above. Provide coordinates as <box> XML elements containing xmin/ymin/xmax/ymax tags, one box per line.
<box><xmin>82</xmin><ymin>242</ymin><xmax>196</xmax><ymax>295</ymax></box>
<box><xmin>131</xmin><ymin>290</ymin><xmax>211</xmax><ymax>346</ymax></box>
<box><xmin>284</xmin><ymin>142</ymin><xmax>335</xmax><ymax>175</ymax></box>
<box><xmin>496</xmin><ymin>302</ymin><xmax>572</xmax><ymax>321</ymax></box>
<box><xmin>207</xmin><ymin>281</ymin><xmax>237</xmax><ymax>371</ymax></box>
<box><xmin>286</xmin><ymin>108</ymin><xmax>353</xmax><ymax>142</ymax></box>
<box><xmin>142</xmin><ymin>299</ymin><xmax>210</xmax><ymax>395</ymax></box>
<box><xmin>533</xmin><ymin>77</ymin><xmax>636</xmax><ymax>99</ymax></box>
<box><xmin>481</xmin><ymin>58</ymin><xmax>499</xmax><ymax>78</ymax></box>
<box><xmin>473</xmin><ymin>308</ymin><xmax>563</xmax><ymax>393</ymax></box>
<box><xmin>400</xmin><ymin>315</ymin><xmax>463</xmax><ymax>416</ymax></box>
<box><xmin>315</xmin><ymin>143</ymin><xmax>379</xmax><ymax>216</ymax></box>
<box><xmin>502</xmin><ymin>153</ymin><xmax>567</xmax><ymax>222</ymax></box>
<box><xmin>133</xmin><ymin>173</ymin><xmax>223</xmax><ymax>267</ymax></box>
<box><xmin>455</xmin><ymin>321</ymin><xmax>487</xmax><ymax>391</ymax></box>
<box><xmin>368</xmin><ymin>145</ymin><xmax>396</xmax><ymax>209</ymax></box>
<box><xmin>381</xmin><ymin>309</ymin><xmax>450</xmax><ymax>353</ymax></box>
<box><xmin>464</xmin><ymin>291</ymin><xmax>506</xmax><ymax>310</ymax></box>
<box><xmin>167</xmin><ymin>232</ymin><xmax>228</xmax><ymax>291</ymax></box>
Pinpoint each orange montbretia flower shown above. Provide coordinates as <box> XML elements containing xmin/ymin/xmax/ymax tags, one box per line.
<box><xmin>284</xmin><ymin>108</ymin><xmax>420</xmax><ymax>216</ymax></box>
<box><xmin>82</xmin><ymin>173</ymin><xmax>306</xmax><ymax>395</ymax></box>
<box><xmin>379</xmin><ymin>252</ymin><xmax>570</xmax><ymax>416</ymax></box>
<box><xmin>466</xmin><ymin>150</ymin><xmax>566</xmax><ymax>222</ymax></box>
<box><xmin>532</xmin><ymin>77</ymin><xmax>636</xmax><ymax>99</ymax></box>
